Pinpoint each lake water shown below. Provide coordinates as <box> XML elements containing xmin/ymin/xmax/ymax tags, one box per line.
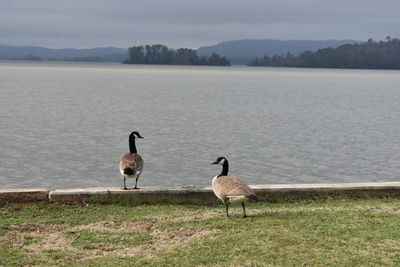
<box><xmin>1</xmin><ymin>61</ymin><xmax>400</xmax><ymax>189</ymax></box>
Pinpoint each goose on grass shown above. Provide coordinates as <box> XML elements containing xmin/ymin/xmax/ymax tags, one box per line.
<box><xmin>211</xmin><ymin>157</ymin><xmax>257</xmax><ymax>218</ymax></box>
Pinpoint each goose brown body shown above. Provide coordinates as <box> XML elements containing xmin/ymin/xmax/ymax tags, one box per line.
<box><xmin>119</xmin><ymin>153</ymin><xmax>143</xmax><ymax>179</ymax></box>
<box><xmin>212</xmin><ymin>175</ymin><xmax>256</xmax><ymax>205</ymax></box>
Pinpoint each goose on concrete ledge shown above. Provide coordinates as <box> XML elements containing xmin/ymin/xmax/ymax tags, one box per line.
<box><xmin>119</xmin><ymin>131</ymin><xmax>144</xmax><ymax>190</ymax></box>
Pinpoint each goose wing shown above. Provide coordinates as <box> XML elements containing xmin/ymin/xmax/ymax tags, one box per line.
<box><xmin>212</xmin><ymin>176</ymin><xmax>256</xmax><ymax>203</ymax></box>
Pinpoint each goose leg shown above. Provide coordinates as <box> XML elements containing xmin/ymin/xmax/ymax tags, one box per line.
<box><xmin>123</xmin><ymin>178</ymin><xmax>128</xmax><ymax>190</ymax></box>
<box><xmin>133</xmin><ymin>177</ymin><xmax>139</xmax><ymax>189</ymax></box>
<box><xmin>242</xmin><ymin>202</ymin><xmax>247</xmax><ymax>218</ymax></box>
<box><xmin>225</xmin><ymin>205</ymin><xmax>229</xmax><ymax>218</ymax></box>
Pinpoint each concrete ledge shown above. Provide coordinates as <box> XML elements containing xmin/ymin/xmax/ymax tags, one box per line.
<box><xmin>0</xmin><ymin>189</ymin><xmax>49</xmax><ymax>205</ymax></box>
<box><xmin>2</xmin><ymin>182</ymin><xmax>400</xmax><ymax>205</ymax></box>
<box><xmin>48</xmin><ymin>182</ymin><xmax>400</xmax><ymax>205</ymax></box>
<box><xmin>252</xmin><ymin>182</ymin><xmax>400</xmax><ymax>202</ymax></box>
<box><xmin>49</xmin><ymin>187</ymin><xmax>218</xmax><ymax>204</ymax></box>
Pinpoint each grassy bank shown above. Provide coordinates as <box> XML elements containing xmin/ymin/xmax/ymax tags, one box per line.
<box><xmin>1</xmin><ymin>198</ymin><xmax>400</xmax><ymax>266</ymax></box>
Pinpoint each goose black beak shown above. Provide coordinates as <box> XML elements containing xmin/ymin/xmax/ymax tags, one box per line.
<box><xmin>211</xmin><ymin>161</ymin><xmax>218</xmax><ymax>165</ymax></box>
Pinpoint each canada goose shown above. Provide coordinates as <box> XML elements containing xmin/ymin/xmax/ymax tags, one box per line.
<box><xmin>119</xmin><ymin>131</ymin><xmax>144</xmax><ymax>190</ymax></box>
<box><xmin>211</xmin><ymin>157</ymin><xmax>257</xmax><ymax>218</ymax></box>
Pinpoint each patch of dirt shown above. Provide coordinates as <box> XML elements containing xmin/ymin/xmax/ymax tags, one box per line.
<box><xmin>8</xmin><ymin>223</ymin><xmax>62</xmax><ymax>232</ymax></box>
<box><xmin>351</xmin><ymin>238</ymin><xmax>400</xmax><ymax>264</ymax></box>
<box><xmin>107</xmin><ymin>244</ymin><xmax>154</xmax><ymax>257</ymax></box>
<box><xmin>25</xmin><ymin>231</ymin><xmax>73</xmax><ymax>252</ymax></box>
<box><xmin>376</xmin><ymin>239</ymin><xmax>400</xmax><ymax>254</ymax></box>
<box><xmin>68</xmin><ymin>220</ymin><xmax>153</xmax><ymax>233</ymax></box>
<box><xmin>1</xmin><ymin>220</ymin><xmax>219</xmax><ymax>262</ymax></box>
<box><xmin>369</xmin><ymin>205</ymin><xmax>400</xmax><ymax>215</ymax></box>
<box><xmin>107</xmin><ymin>228</ymin><xmax>218</xmax><ymax>258</ymax></box>
<box><xmin>74</xmin><ymin>225</ymin><xmax>218</xmax><ymax>259</ymax></box>
<box><xmin>3</xmin><ymin>223</ymin><xmax>73</xmax><ymax>252</ymax></box>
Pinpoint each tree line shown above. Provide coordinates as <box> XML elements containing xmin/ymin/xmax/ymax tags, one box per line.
<box><xmin>123</xmin><ymin>44</ymin><xmax>230</xmax><ymax>66</ymax></box>
<box><xmin>247</xmin><ymin>37</ymin><xmax>400</xmax><ymax>69</ymax></box>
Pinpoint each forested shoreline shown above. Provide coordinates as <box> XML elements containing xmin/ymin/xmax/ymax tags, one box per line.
<box><xmin>123</xmin><ymin>44</ymin><xmax>230</xmax><ymax>66</ymax></box>
<box><xmin>247</xmin><ymin>37</ymin><xmax>400</xmax><ymax>69</ymax></box>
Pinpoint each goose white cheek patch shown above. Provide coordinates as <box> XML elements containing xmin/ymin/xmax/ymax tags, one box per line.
<box><xmin>218</xmin><ymin>159</ymin><xmax>225</xmax><ymax>165</ymax></box>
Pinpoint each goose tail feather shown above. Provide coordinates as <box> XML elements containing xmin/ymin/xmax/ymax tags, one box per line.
<box><xmin>247</xmin><ymin>195</ymin><xmax>258</xmax><ymax>201</ymax></box>
<box><xmin>124</xmin><ymin>167</ymin><xmax>134</xmax><ymax>176</ymax></box>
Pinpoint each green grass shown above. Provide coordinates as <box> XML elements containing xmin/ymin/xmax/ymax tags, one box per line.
<box><xmin>1</xmin><ymin>198</ymin><xmax>400</xmax><ymax>266</ymax></box>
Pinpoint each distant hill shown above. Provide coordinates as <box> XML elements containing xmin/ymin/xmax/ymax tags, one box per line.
<box><xmin>198</xmin><ymin>39</ymin><xmax>360</xmax><ymax>65</ymax></box>
<box><xmin>0</xmin><ymin>45</ymin><xmax>128</xmax><ymax>62</ymax></box>
<box><xmin>1</xmin><ymin>40</ymin><xmax>361</xmax><ymax>64</ymax></box>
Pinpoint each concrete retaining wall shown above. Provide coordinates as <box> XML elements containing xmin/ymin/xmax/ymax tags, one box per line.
<box><xmin>252</xmin><ymin>182</ymin><xmax>400</xmax><ymax>202</ymax></box>
<box><xmin>49</xmin><ymin>187</ymin><xmax>217</xmax><ymax>204</ymax></box>
<box><xmin>1</xmin><ymin>182</ymin><xmax>400</xmax><ymax>205</ymax></box>
<box><xmin>0</xmin><ymin>189</ymin><xmax>49</xmax><ymax>204</ymax></box>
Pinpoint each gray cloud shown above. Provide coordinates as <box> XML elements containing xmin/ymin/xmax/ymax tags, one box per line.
<box><xmin>0</xmin><ymin>0</ymin><xmax>399</xmax><ymax>48</ymax></box>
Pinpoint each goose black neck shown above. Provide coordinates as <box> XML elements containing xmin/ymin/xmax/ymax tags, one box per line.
<box><xmin>129</xmin><ymin>135</ymin><xmax>137</xmax><ymax>154</ymax></box>
<box><xmin>218</xmin><ymin>160</ymin><xmax>229</xmax><ymax>177</ymax></box>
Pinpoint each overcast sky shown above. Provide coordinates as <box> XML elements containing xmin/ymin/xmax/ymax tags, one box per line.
<box><xmin>1</xmin><ymin>0</ymin><xmax>399</xmax><ymax>49</ymax></box>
